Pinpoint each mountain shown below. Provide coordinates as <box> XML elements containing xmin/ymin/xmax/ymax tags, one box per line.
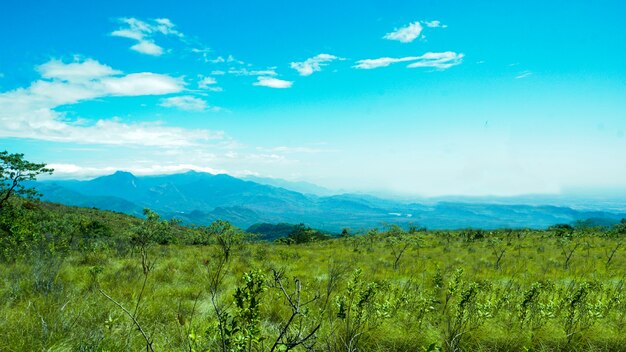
<box><xmin>31</xmin><ymin>171</ymin><xmax>626</xmax><ymax>232</ymax></box>
<box><xmin>32</xmin><ymin>181</ymin><xmax>143</xmax><ymax>215</ymax></box>
<box><xmin>242</xmin><ymin>175</ymin><xmax>336</xmax><ymax>196</ymax></box>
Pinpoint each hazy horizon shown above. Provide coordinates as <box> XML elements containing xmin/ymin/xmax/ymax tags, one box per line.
<box><xmin>36</xmin><ymin>168</ymin><xmax>626</xmax><ymax>205</ymax></box>
<box><xmin>2</xmin><ymin>0</ymin><xmax>625</xmax><ymax>197</ymax></box>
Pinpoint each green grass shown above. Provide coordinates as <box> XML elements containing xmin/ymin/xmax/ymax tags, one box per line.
<box><xmin>1</xmin><ymin>200</ymin><xmax>626</xmax><ymax>351</ymax></box>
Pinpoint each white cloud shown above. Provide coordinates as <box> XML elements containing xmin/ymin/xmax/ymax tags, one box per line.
<box><xmin>130</xmin><ymin>41</ymin><xmax>163</xmax><ymax>56</ymax></box>
<box><xmin>190</xmin><ymin>48</ymin><xmax>219</xmax><ymax>63</ymax></box>
<box><xmin>228</xmin><ymin>68</ymin><xmax>277</xmax><ymax>76</ymax></box>
<box><xmin>383</xmin><ymin>20</ymin><xmax>447</xmax><ymax>43</ymax></box>
<box><xmin>226</xmin><ymin>55</ymin><xmax>245</xmax><ymax>64</ymax></box>
<box><xmin>237</xmin><ymin>153</ymin><xmax>286</xmax><ymax>162</ymax></box>
<box><xmin>154</xmin><ymin>18</ymin><xmax>178</xmax><ymax>31</ymax></box>
<box><xmin>290</xmin><ymin>53</ymin><xmax>340</xmax><ymax>76</ymax></box>
<box><xmin>160</xmin><ymin>95</ymin><xmax>209</xmax><ymax>111</ymax></box>
<box><xmin>198</xmin><ymin>76</ymin><xmax>217</xmax><ymax>88</ymax></box>
<box><xmin>515</xmin><ymin>70</ymin><xmax>533</xmax><ymax>79</ymax></box>
<box><xmin>111</xmin><ymin>17</ymin><xmax>183</xmax><ymax>56</ymax></box>
<box><xmin>354</xmin><ymin>52</ymin><xmax>464</xmax><ymax>70</ymax></box>
<box><xmin>406</xmin><ymin>52</ymin><xmax>464</xmax><ymax>69</ymax></box>
<box><xmin>47</xmin><ymin>163</ymin><xmax>227</xmax><ymax>179</ymax></box>
<box><xmin>193</xmin><ymin>52</ymin><xmax>246</xmax><ymax>65</ymax></box>
<box><xmin>110</xmin><ymin>29</ymin><xmax>143</xmax><ymax>41</ymax></box>
<box><xmin>383</xmin><ymin>22</ymin><xmax>423</xmax><ymax>43</ymax></box>
<box><xmin>354</xmin><ymin>57</ymin><xmax>411</xmax><ymax>69</ymax></box>
<box><xmin>423</xmin><ymin>20</ymin><xmax>447</xmax><ymax>28</ymax></box>
<box><xmin>38</xmin><ymin>58</ymin><xmax>121</xmax><ymax>81</ymax></box>
<box><xmin>199</xmin><ymin>77</ymin><xmax>216</xmax><ymax>85</ymax></box>
<box><xmin>101</xmin><ymin>73</ymin><xmax>183</xmax><ymax>95</ymax></box>
<box><xmin>253</xmin><ymin>76</ymin><xmax>293</xmax><ymax>89</ymax></box>
<box><xmin>0</xmin><ymin>58</ymin><xmax>224</xmax><ymax>146</ymax></box>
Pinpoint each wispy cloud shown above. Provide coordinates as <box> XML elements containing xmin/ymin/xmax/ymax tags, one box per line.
<box><xmin>197</xmin><ymin>76</ymin><xmax>222</xmax><ymax>91</ymax></box>
<box><xmin>48</xmin><ymin>163</ymin><xmax>227</xmax><ymax>179</ymax></box>
<box><xmin>383</xmin><ymin>20</ymin><xmax>447</xmax><ymax>43</ymax></box>
<box><xmin>226</xmin><ymin>55</ymin><xmax>245</xmax><ymax>64</ymax></box>
<box><xmin>423</xmin><ymin>20</ymin><xmax>447</xmax><ymax>28</ymax></box>
<box><xmin>290</xmin><ymin>54</ymin><xmax>341</xmax><ymax>76</ymax></box>
<box><xmin>198</xmin><ymin>76</ymin><xmax>216</xmax><ymax>87</ymax></box>
<box><xmin>406</xmin><ymin>52</ymin><xmax>463</xmax><ymax>68</ymax></box>
<box><xmin>252</xmin><ymin>76</ymin><xmax>293</xmax><ymax>89</ymax></box>
<box><xmin>160</xmin><ymin>95</ymin><xmax>211</xmax><ymax>111</ymax></box>
<box><xmin>354</xmin><ymin>52</ymin><xmax>464</xmax><ymax>70</ymax></box>
<box><xmin>111</xmin><ymin>17</ymin><xmax>184</xmax><ymax>56</ymax></box>
<box><xmin>194</xmin><ymin>52</ymin><xmax>247</xmax><ymax>65</ymax></box>
<box><xmin>354</xmin><ymin>56</ymin><xmax>413</xmax><ymax>69</ymax></box>
<box><xmin>0</xmin><ymin>58</ymin><xmax>224</xmax><ymax>146</ymax></box>
<box><xmin>240</xmin><ymin>153</ymin><xmax>286</xmax><ymax>162</ymax></box>
<box><xmin>38</xmin><ymin>58</ymin><xmax>121</xmax><ymax>80</ymax></box>
<box><xmin>383</xmin><ymin>22</ymin><xmax>423</xmax><ymax>43</ymax></box>
<box><xmin>191</xmin><ymin>48</ymin><xmax>225</xmax><ymax>64</ymax></box>
<box><xmin>228</xmin><ymin>68</ymin><xmax>278</xmax><ymax>76</ymax></box>
<box><xmin>101</xmin><ymin>72</ymin><xmax>187</xmax><ymax>96</ymax></box>
<box><xmin>208</xmin><ymin>56</ymin><xmax>225</xmax><ymax>63</ymax></box>
<box><xmin>515</xmin><ymin>70</ymin><xmax>533</xmax><ymax>79</ymax></box>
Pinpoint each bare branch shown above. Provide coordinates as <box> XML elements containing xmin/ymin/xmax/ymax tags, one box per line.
<box><xmin>99</xmin><ymin>289</ymin><xmax>155</xmax><ymax>352</ymax></box>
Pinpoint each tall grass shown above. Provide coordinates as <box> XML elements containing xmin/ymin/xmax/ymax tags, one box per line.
<box><xmin>1</xmin><ymin>225</ymin><xmax>625</xmax><ymax>351</ymax></box>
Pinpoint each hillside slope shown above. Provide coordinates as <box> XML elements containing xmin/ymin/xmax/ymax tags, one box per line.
<box><xmin>33</xmin><ymin>171</ymin><xmax>626</xmax><ymax>231</ymax></box>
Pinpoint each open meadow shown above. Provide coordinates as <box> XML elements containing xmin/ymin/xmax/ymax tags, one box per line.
<box><xmin>1</xmin><ymin>200</ymin><xmax>625</xmax><ymax>351</ymax></box>
<box><xmin>3</xmin><ymin>1</ymin><xmax>626</xmax><ymax>351</ymax></box>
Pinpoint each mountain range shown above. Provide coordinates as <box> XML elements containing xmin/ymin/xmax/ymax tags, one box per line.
<box><xmin>30</xmin><ymin>171</ymin><xmax>626</xmax><ymax>232</ymax></box>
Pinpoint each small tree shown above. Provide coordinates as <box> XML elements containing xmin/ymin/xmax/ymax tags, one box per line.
<box><xmin>268</xmin><ymin>269</ymin><xmax>321</xmax><ymax>351</ymax></box>
<box><xmin>335</xmin><ymin>269</ymin><xmax>385</xmax><ymax>351</ymax></box>
<box><xmin>549</xmin><ymin>224</ymin><xmax>575</xmax><ymax>238</ymax></box>
<box><xmin>557</xmin><ymin>237</ymin><xmax>580</xmax><ymax>270</ymax></box>
<box><xmin>131</xmin><ymin>209</ymin><xmax>172</xmax><ymax>274</ymax></box>
<box><xmin>205</xmin><ymin>220</ymin><xmax>244</xmax><ymax>262</ymax></box>
<box><xmin>383</xmin><ymin>225</ymin><xmax>418</xmax><ymax>270</ymax></box>
<box><xmin>284</xmin><ymin>223</ymin><xmax>327</xmax><ymax>244</ymax></box>
<box><xmin>0</xmin><ymin>151</ymin><xmax>53</xmax><ymax>210</ymax></box>
<box><xmin>487</xmin><ymin>238</ymin><xmax>507</xmax><ymax>270</ymax></box>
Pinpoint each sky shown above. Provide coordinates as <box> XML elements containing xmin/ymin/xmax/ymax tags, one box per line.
<box><xmin>1</xmin><ymin>0</ymin><xmax>625</xmax><ymax>197</ymax></box>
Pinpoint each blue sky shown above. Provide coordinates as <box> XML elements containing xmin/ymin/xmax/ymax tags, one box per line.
<box><xmin>1</xmin><ymin>0</ymin><xmax>625</xmax><ymax>196</ymax></box>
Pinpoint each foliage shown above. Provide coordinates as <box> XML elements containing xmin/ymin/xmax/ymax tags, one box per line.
<box><xmin>277</xmin><ymin>223</ymin><xmax>332</xmax><ymax>244</ymax></box>
<box><xmin>217</xmin><ymin>270</ymin><xmax>267</xmax><ymax>352</ymax></box>
<box><xmin>0</xmin><ymin>151</ymin><xmax>53</xmax><ymax>210</ymax></box>
<box><xmin>1</xmin><ymin>199</ymin><xmax>626</xmax><ymax>351</ymax></box>
<box><xmin>247</xmin><ymin>223</ymin><xmax>299</xmax><ymax>241</ymax></box>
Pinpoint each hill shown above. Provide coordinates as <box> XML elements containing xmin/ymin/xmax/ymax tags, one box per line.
<box><xmin>32</xmin><ymin>171</ymin><xmax>626</xmax><ymax>231</ymax></box>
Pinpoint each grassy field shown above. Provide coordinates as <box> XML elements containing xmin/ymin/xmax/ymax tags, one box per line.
<box><xmin>1</xmin><ymin>200</ymin><xmax>626</xmax><ymax>351</ymax></box>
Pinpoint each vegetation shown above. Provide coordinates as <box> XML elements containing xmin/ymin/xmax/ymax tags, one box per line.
<box><xmin>1</xmin><ymin>152</ymin><xmax>626</xmax><ymax>351</ymax></box>
<box><xmin>1</xmin><ymin>197</ymin><xmax>625</xmax><ymax>351</ymax></box>
<box><xmin>0</xmin><ymin>151</ymin><xmax>53</xmax><ymax>210</ymax></box>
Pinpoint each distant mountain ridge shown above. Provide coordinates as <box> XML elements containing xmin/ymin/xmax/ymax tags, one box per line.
<box><xmin>242</xmin><ymin>175</ymin><xmax>336</xmax><ymax>196</ymax></box>
<box><xmin>31</xmin><ymin>171</ymin><xmax>626</xmax><ymax>232</ymax></box>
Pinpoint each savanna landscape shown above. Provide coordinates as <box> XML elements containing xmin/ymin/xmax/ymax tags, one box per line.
<box><xmin>1</xmin><ymin>152</ymin><xmax>626</xmax><ymax>351</ymax></box>
<box><xmin>2</xmin><ymin>1</ymin><xmax>626</xmax><ymax>351</ymax></box>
